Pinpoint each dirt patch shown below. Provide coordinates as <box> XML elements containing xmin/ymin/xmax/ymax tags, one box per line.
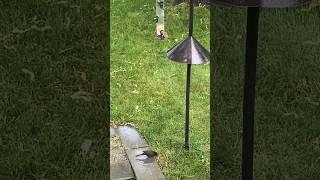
<box><xmin>111</xmin><ymin>134</ymin><xmax>128</xmax><ymax>163</ymax></box>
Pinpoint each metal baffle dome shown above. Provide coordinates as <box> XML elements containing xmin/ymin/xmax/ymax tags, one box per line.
<box><xmin>213</xmin><ymin>0</ymin><xmax>312</xmax><ymax>8</ymax></box>
<box><xmin>167</xmin><ymin>36</ymin><xmax>210</xmax><ymax>64</ymax></box>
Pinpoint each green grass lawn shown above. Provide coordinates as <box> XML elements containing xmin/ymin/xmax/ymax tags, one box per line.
<box><xmin>0</xmin><ymin>1</ymin><xmax>108</xmax><ymax>179</ymax></box>
<box><xmin>111</xmin><ymin>1</ymin><xmax>210</xmax><ymax>179</ymax></box>
<box><xmin>211</xmin><ymin>5</ymin><xmax>320</xmax><ymax>179</ymax></box>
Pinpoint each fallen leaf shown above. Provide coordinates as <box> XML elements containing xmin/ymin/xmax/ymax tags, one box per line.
<box><xmin>21</xmin><ymin>68</ymin><xmax>35</xmax><ymax>81</ymax></box>
<box><xmin>305</xmin><ymin>97</ymin><xmax>319</xmax><ymax>106</ymax></box>
<box><xmin>4</xmin><ymin>44</ymin><xmax>16</xmax><ymax>51</ymax></box>
<box><xmin>124</xmin><ymin>122</ymin><xmax>137</xmax><ymax>127</ymax></box>
<box><xmin>81</xmin><ymin>139</ymin><xmax>92</xmax><ymax>153</ymax></box>
<box><xmin>30</xmin><ymin>25</ymin><xmax>51</xmax><ymax>32</ymax></box>
<box><xmin>12</xmin><ymin>25</ymin><xmax>51</xmax><ymax>34</ymax></box>
<box><xmin>80</xmin><ymin>72</ymin><xmax>86</xmax><ymax>81</ymax></box>
<box><xmin>303</xmin><ymin>40</ymin><xmax>320</xmax><ymax>46</ymax></box>
<box><xmin>65</xmin><ymin>16</ymin><xmax>71</xmax><ymax>29</ymax></box>
<box><xmin>283</xmin><ymin>112</ymin><xmax>299</xmax><ymax>119</ymax></box>
<box><xmin>12</xmin><ymin>28</ymin><xmax>31</xmax><ymax>34</ymax></box>
<box><xmin>71</xmin><ymin>91</ymin><xmax>94</xmax><ymax>101</ymax></box>
<box><xmin>56</xmin><ymin>0</ymin><xmax>68</xmax><ymax>5</ymax></box>
<box><xmin>70</xmin><ymin>5</ymin><xmax>80</xmax><ymax>13</ymax></box>
<box><xmin>131</xmin><ymin>89</ymin><xmax>139</xmax><ymax>94</ymax></box>
<box><xmin>89</xmin><ymin>151</ymin><xmax>96</xmax><ymax>159</ymax></box>
<box><xmin>154</xmin><ymin>91</ymin><xmax>161</xmax><ymax>96</ymax></box>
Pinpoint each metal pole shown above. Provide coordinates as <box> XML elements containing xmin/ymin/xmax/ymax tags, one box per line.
<box><xmin>184</xmin><ymin>0</ymin><xmax>194</xmax><ymax>150</ymax></box>
<box><xmin>242</xmin><ymin>7</ymin><xmax>260</xmax><ymax>180</ymax></box>
<box><xmin>184</xmin><ymin>64</ymin><xmax>191</xmax><ymax>150</ymax></box>
<box><xmin>188</xmin><ymin>0</ymin><xmax>194</xmax><ymax>36</ymax></box>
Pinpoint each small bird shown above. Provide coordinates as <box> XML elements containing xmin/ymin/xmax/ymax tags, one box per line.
<box><xmin>156</xmin><ymin>30</ymin><xmax>168</xmax><ymax>40</ymax></box>
<box><xmin>159</xmin><ymin>1</ymin><xmax>164</xmax><ymax>9</ymax></box>
<box><xmin>154</xmin><ymin>16</ymin><xmax>159</xmax><ymax>23</ymax></box>
<box><xmin>136</xmin><ymin>150</ymin><xmax>158</xmax><ymax>158</ymax></box>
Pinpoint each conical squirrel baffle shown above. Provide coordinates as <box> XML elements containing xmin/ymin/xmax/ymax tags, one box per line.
<box><xmin>167</xmin><ymin>36</ymin><xmax>210</xmax><ymax>65</ymax></box>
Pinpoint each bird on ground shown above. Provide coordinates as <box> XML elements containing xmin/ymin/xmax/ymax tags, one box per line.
<box><xmin>136</xmin><ymin>150</ymin><xmax>158</xmax><ymax>158</ymax></box>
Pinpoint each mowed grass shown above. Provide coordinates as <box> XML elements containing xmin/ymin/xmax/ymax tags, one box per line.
<box><xmin>211</xmin><ymin>5</ymin><xmax>320</xmax><ymax>179</ymax></box>
<box><xmin>111</xmin><ymin>1</ymin><xmax>210</xmax><ymax>179</ymax></box>
<box><xmin>0</xmin><ymin>0</ymin><xmax>108</xmax><ymax>179</ymax></box>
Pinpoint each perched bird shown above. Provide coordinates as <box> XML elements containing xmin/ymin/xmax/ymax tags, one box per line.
<box><xmin>136</xmin><ymin>150</ymin><xmax>158</xmax><ymax>158</ymax></box>
<box><xmin>154</xmin><ymin>16</ymin><xmax>159</xmax><ymax>23</ymax></box>
<box><xmin>159</xmin><ymin>1</ymin><xmax>164</xmax><ymax>9</ymax></box>
<box><xmin>156</xmin><ymin>30</ymin><xmax>167</xmax><ymax>40</ymax></box>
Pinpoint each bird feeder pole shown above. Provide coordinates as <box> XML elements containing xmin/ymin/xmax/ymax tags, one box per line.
<box><xmin>212</xmin><ymin>1</ymin><xmax>311</xmax><ymax>179</ymax></box>
<box><xmin>167</xmin><ymin>0</ymin><xmax>209</xmax><ymax>150</ymax></box>
<box><xmin>184</xmin><ymin>0</ymin><xmax>195</xmax><ymax>150</ymax></box>
<box><xmin>242</xmin><ymin>7</ymin><xmax>260</xmax><ymax>180</ymax></box>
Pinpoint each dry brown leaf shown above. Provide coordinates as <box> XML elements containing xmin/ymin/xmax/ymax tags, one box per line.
<box><xmin>81</xmin><ymin>139</ymin><xmax>92</xmax><ymax>153</ymax></box>
<box><xmin>21</xmin><ymin>68</ymin><xmax>35</xmax><ymax>81</ymax></box>
<box><xmin>71</xmin><ymin>91</ymin><xmax>94</xmax><ymax>101</ymax></box>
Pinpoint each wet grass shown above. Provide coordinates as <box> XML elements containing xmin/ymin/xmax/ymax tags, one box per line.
<box><xmin>111</xmin><ymin>1</ymin><xmax>210</xmax><ymax>179</ymax></box>
<box><xmin>0</xmin><ymin>0</ymin><xmax>108</xmax><ymax>179</ymax></box>
<box><xmin>211</xmin><ymin>5</ymin><xmax>320</xmax><ymax>179</ymax></box>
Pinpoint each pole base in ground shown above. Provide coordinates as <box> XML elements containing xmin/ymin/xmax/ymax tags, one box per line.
<box><xmin>184</xmin><ymin>144</ymin><xmax>189</xmax><ymax>150</ymax></box>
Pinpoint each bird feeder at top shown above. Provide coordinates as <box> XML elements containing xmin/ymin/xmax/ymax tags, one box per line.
<box><xmin>156</xmin><ymin>0</ymin><xmax>168</xmax><ymax>39</ymax></box>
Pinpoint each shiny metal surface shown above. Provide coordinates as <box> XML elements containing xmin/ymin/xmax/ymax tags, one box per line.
<box><xmin>212</xmin><ymin>0</ymin><xmax>311</xmax><ymax>8</ymax></box>
<box><xmin>167</xmin><ymin>36</ymin><xmax>210</xmax><ymax>64</ymax></box>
